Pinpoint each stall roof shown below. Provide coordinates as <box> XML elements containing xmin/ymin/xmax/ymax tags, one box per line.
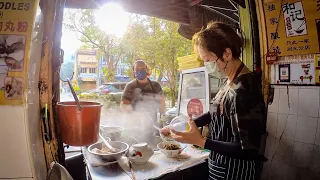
<box><xmin>65</xmin><ymin>0</ymin><xmax>240</xmax><ymax>39</ymax></box>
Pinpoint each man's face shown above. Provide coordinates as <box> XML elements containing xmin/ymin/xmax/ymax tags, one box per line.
<box><xmin>134</xmin><ymin>63</ymin><xmax>147</xmax><ymax>73</ymax></box>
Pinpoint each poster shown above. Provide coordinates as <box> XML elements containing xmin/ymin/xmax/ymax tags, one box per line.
<box><xmin>274</xmin><ymin>54</ymin><xmax>315</xmax><ymax>84</ymax></box>
<box><xmin>264</xmin><ymin>0</ymin><xmax>320</xmax><ymax>56</ymax></box>
<box><xmin>0</xmin><ymin>1</ymin><xmax>39</xmax><ymax>105</ymax></box>
<box><xmin>279</xmin><ymin>64</ymin><xmax>290</xmax><ymax>82</ymax></box>
<box><xmin>315</xmin><ymin>54</ymin><xmax>320</xmax><ymax>84</ymax></box>
<box><xmin>282</xmin><ymin>1</ymin><xmax>307</xmax><ymax>37</ymax></box>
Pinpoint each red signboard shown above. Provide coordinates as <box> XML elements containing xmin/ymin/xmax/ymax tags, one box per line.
<box><xmin>187</xmin><ymin>99</ymin><xmax>204</xmax><ymax>117</ymax></box>
<box><xmin>266</xmin><ymin>51</ymin><xmax>278</xmax><ymax>64</ymax></box>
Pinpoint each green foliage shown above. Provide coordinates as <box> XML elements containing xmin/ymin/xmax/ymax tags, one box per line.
<box><xmin>79</xmin><ymin>93</ymin><xmax>118</xmax><ymax>109</ymax></box>
<box><xmin>64</xmin><ymin>10</ymin><xmax>193</xmax><ymax>105</ymax></box>
<box><xmin>123</xmin><ymin>16</ymin><xmax>193</xmax><ymax>105</ymax></box>
<box><xmin>73</xmin><ymin>86</ymin><xmax>82</xmax><ymax>94</ymax></box>
<box><xmin>64</xmin><ymin>9</ymin><xmax>128</xmax><ymax>82</ymax></box>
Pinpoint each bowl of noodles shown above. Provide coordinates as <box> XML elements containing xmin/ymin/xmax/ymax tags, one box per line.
<box><xmin>88</xmin><ymin>141</ymin><xmax>129</xmax><ymax>162</ymax></box>
<box><xmin>157</xmin><ymin>141</ymin><xmax>187</xmax><ymax>158</ymax></box>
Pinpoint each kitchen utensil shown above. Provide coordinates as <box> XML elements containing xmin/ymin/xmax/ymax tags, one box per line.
<box><xmin>169</xmin><ymin>115</ymin><xmax>189</xmax><ymax>133</ymax></box>
<box><xmin>157</xmin><ymin>141</ymin><xmax>187</xmax><ymax>158</ymax></box>
<box><xmin>57</xmin><ymin>101</ymin><xmax>102</xmax><ymax>146</ymax></box>
<box><xmin>128</xmin><ymin>159</ymin><xmax>136</xmax><ymax>180</ymax></box>
<box><xmin>99</xmin><ymin>130</ymin><xmax>119</xmax><ymax>153</ymax></box>
<box><xmin>127</xmin><ymin>142</ymin><xmax>154</xmax><ymax>165</ymax></box>
<box><xmin>66</xmin><ymin>78</ymin><xmax>82</xmax><ymax>111</ymax></box>
<box><xmin>88</xmin><ymin>141</ymin><xmax>129</xmax><ymax>162</ymax></box>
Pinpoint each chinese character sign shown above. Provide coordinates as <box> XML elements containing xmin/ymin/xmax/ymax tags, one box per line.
<box><xmin>282</xmin><ymin>2</ymin><xmax>307</xmax><ymax>37</ymax></box>
<box><xmin>0</xmin><ymin>1</ymin><xmax>39</xmax><ymax>105</ymax></box>
<box><xmin>264</xmin><ymin>0</ymin><xmax>320</xmax><ymax>56</ymax></box>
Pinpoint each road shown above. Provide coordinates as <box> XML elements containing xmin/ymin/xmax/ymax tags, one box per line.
<box><xmin>60</xmin><ymin>92</ymin><xmax>75</xmax><ymax>101</ymax></box>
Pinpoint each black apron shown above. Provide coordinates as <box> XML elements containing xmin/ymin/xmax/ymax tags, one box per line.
<box><xmin>208</xmin><ymin>63</ymin><xmax>259</xmax><ymax>180</ymax></box>
<box><xmin>132</xmin><ymin>79</ymin><xmax>161</xmax><ymax>127</ymax></box>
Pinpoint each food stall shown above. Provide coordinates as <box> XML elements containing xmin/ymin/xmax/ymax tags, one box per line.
<box><xmin>83</xmin><ymin>65</ymin><xmax>218</xmax><ymax>179</ymax></box>
<box><xmin>0</xmin><ymin>0</ymin><xmax>264</xmax><ymax>180</ymax></box>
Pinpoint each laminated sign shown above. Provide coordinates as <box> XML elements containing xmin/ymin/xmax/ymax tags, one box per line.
<box><xmin>0</xmin><ymin>1</ymin><xmax>39</xmax><ymax>105</ymax></box>
<box><xmin>264</xmin><ymin>0</ymin><xmax>320</xmax><ymax>56</ymax></box>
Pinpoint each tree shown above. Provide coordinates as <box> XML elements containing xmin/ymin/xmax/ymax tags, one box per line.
<box><xmin>123</xmin><ymin>17</ymin><xmax>193</xmax><ymax>106</ymax></box>
<box><xmin>64</xmin><ymin>10</ymin><xmax>193</xmax><ymax>107</ymax></box>
<box><xmin>64</xmin><ymin>9</ymin><xmax>127</xmax><ymax>82</ymax></box>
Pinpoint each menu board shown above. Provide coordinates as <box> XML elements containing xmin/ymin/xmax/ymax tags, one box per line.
<box><xmin>274</xmin><ymin>54</ymin><xmax>316</xmax><ymax>84</ymax></box>
<box><xmin>0</xmin><ymin>1</ymin><xmax>39</xmax><ymax>105</ymax></box>
<box><xmin>264</xmin><ymin>0</ymin><xmax>320</xmax><ymax>56</ymax></box>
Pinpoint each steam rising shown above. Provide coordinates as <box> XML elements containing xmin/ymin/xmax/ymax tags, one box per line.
<box><xmin>100</xmin><ymin>94</ymin><xmax>164</xmax><ymax>149</ymax></box>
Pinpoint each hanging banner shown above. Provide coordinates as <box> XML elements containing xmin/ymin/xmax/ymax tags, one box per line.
<box><xmin>264</xmin><ymin>0</ymin><xmax>320</xmax><ymax>56</ymax></box>
<box><xmin>0</xmin><ymin>1</ymin><xmax>39</xmax><ymax>105</ymax></box>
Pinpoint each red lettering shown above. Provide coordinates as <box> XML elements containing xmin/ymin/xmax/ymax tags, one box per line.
<box><xmin>17</xmin><ymin>21</ymin><xmax>28</xmax><ymax>32</ymax></box>
<box><xmin>4</xmin><ymin>21</ymin><xmax>15</xmax><ymax>32</ymax></box>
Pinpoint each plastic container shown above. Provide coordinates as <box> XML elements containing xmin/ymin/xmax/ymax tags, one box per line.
<box><xmin>57</xmin><ymin>101</ymin><xmax>103</xmax><ymax>146</ymax></box>
<box><xmin>169</xmin><ymin>115</ymin><xmax>190</xmax><ymax>133</ymax></box>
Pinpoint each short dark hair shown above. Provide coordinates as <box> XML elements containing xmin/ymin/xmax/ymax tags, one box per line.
<box><xmin>133</xmin><ymin>60</ymin><xmax>150</xmax><ymax>74</ymax></box>
<box><xmin>192</xmin><ymin>21</ymin><xmax>243</xmax><ymax>59</ymax></box>
<box><xmin>133</xmin><ymin>59</ymin><xmax>146</xmax><ymax>67</ymax></box>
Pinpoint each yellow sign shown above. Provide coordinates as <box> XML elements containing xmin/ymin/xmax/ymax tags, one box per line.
<box><xmin>0</xmin><ymin>1</ymin><xmax>39</xmax><ymax>105</ymax></box>
<box><xmin>264</xmin><ymin>0</ymin><xmax>320</xmax><ymax>56</ymax></box>
<box><xmin>315</xmin><ymin>54</ymin><xmax>320</xmax><ymax>84</ymax></box>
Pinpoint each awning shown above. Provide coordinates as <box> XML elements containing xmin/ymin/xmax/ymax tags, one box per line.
<box><xmin>65</xmin><ymin>0</ymin><xmax>242</xmax><ymax>39</ymax></box>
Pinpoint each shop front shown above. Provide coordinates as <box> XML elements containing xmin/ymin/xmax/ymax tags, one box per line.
<box><xmin>4</xmin><ymin>0</ymin><xmax>320</xmax><ymax>179</ymax></box>
<box><xmin>258</xmin><ymin>0</ymin><xmax>320</xmax><ymax>179</ymax></box>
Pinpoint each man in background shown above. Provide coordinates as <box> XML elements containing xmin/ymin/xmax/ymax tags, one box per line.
<box><xmin>120</xmin><ymin>60</ymin><xmax>166</xmax><ymax>127</ymax></box>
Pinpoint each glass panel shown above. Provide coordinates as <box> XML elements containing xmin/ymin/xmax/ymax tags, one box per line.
<box><xmin>209</xmin><ymin>76</ymin><xmax>227</xmax><ymax>99</ymax></box>
<box><xmin>178</xmin><ymin>72</ymin><xmax>206</xmax><ymax>116</ymax></box>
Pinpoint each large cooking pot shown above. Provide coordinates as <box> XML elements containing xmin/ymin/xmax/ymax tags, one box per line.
<box><xmin>57</xmin><ymin>101</ymin><xmax>103</xmax><ymax>146</ymax></box>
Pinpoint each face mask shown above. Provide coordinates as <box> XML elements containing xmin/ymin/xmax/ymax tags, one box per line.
<box><xmin>204</xmin><ymin>60</ymin><xmax>227</xmax><ymax>79</ymax></box>
<box><xmin>135</xmin><ymin>70</ymin><xmax>147</xmax><ymax>80</ymax></box>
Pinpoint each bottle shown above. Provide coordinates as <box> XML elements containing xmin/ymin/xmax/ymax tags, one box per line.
<box><xmin>170</xmin><ymin>115</ymin><xmax>189</xmax><ymax>133</ymax></box>
<box><xmin>156</xmin><ymin>108</ymin><xmax>161</xmax><ymax>123</ymax></box>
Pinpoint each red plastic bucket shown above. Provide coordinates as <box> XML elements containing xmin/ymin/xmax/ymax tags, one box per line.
<box><xmin>57</xmin><ymin>101</ymin><xmax>103</xmax><ymax>146</ymax></box>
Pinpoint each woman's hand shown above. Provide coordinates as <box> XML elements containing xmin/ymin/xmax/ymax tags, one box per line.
<box><xmin>160</xmin><ymin>125</ymin><xmax>171</xmax><ymax>136</ymax></box>
<box><xmin>171</xmin><ymin>119</ymin><xmax>206</xmax><ymax>148</ymax></box>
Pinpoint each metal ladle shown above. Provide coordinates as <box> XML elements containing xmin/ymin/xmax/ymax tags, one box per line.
<box><xmin>59</xmin><ymin>71</ymin><xmax>82</xmax><ymax>111</ymax></box>
<box><xmin>99</xmin><ymin>128</ymin><xmax>119</xmax><ymax>153</ymax></box>
<box><xmin>66</xmin><ymin>78</ymin><xmax>82</xmax><ymax>111</ymax></box>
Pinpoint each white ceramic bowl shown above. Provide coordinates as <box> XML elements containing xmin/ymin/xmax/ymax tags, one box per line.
<box><xmin>157</xmin><ymin>141</ymin><xmax>187</xmax><ymax>158</ymax></box>
<box><xmin>100</xmin><ymin>126</ymin><xmax>124</xmax><ymax>141</ymax></box>
<box><xmin>88</xmin><ymin>141</ymin><xmax>129</xmax><ymax>162</ymax></box>
<box><xmin>127</xmin><ymin>143</ymin><xmax>154</xmax><ymax>165</ymax></box>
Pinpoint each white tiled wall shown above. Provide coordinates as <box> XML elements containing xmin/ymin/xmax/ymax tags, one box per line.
<box><xmin>0</xmin><ymin>106</ymin><xmax>33</xmax><ymax>178</ymax></box>
<box><xmin>263</xmin><ymin>86</ymin><xmax>320</xmax><ymax>180</ymax></box>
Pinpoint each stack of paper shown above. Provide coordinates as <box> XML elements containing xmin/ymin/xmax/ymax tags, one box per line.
<box><xmin>178</xmin><ymin>54</ymin><xmax>203</xmax><ymax>71</ymax></box>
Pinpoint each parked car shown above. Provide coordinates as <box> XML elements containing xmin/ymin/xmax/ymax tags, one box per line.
<box><xmin>99</xmin><ymin>84</ymin><xmax>122</xmax><ymax>94</ymax></box>
<box><xmin>165</xmin><ymin>106</ymin><xmax>177</xmax><ymax>116</ymax></box>
<box><xmin>80</xmin><ymin>84</ymin><xmax>121</xmax><ymax>96</ymax></box>
<box><xmin>103</xmin><ymin>82</ymin><xmax>128</xmax><ymax>91</ymax></box>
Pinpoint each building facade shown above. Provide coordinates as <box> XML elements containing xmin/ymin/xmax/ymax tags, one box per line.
<box><xmin>74</xmin><ymin>50</ymin><xmax>98</xmax><ymax>91</ymax></box>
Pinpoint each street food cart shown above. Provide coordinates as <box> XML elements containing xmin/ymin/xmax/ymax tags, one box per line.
<box><xmin>83</xmin><ymin>66</ymin><xmax>224</xmax><ymax>180</ymax></box>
